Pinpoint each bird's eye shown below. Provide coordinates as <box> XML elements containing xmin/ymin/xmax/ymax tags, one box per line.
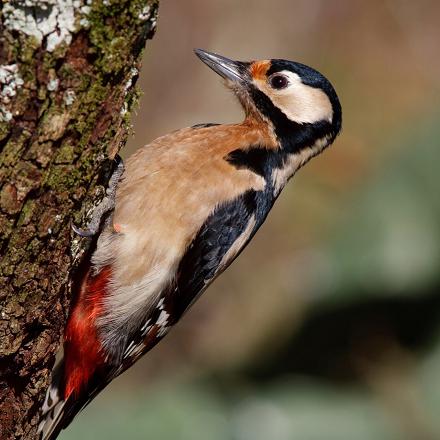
<box><xmin>269</xmin><ymin>75</ymin><xmax>289</xmax><ymax>89</ymax></box>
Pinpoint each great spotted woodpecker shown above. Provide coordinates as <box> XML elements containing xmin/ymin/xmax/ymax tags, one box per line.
<box><xmin>39</xmin><ymin>49</ymin><xmax>342</xmax><ymax>439</ymax></box>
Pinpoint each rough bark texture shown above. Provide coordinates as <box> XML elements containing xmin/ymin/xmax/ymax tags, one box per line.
<box><xmin>0</xmin><ymin>1</ymin><xmax>158</xmax><ymax>438</ymax></box>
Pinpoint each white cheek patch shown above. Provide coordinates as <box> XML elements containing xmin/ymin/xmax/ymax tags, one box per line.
<box><xmin>254</xmin><ymin>71</ymin><xmax>333</xmax><ymax>124</ymax></box>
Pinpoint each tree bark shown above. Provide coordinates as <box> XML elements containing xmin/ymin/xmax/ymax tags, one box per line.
<box><xmin>0</xmin><ymin>1</ymin><xmax>158</xmax><ymax>438</ymax></box>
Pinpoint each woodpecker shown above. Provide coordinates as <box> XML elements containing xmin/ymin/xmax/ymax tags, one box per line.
<box><xmin>39</xmin><ymin>49</ymin><xmax>342</xmax><ymax>439</ymax></box>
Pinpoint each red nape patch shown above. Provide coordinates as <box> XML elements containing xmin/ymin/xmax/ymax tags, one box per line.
<box><xmin>63</xmin><ymin>267</ymin><xmax>112</xmax><ymax>399</ymax></box>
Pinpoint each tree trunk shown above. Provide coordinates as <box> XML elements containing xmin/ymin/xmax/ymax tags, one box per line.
<box><xmin>0</xmin><ymin>1</ymin><xmax>158</xmax><ymax>438</ymax></box>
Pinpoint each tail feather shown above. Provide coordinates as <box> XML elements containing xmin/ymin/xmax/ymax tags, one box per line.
<box><xmin>38</xmin><ymin>362</ymin><xmax>68</xmax><ymax>440</ymax></box>
<box><xmin>39</xmin><ymin>359</ymin><xmax>115</xmax><ymax>440</ymax></box>
<box><xmin>38</xmin><ymin>361</ymin><xmax>87</xmax><ymax>440</ymax></box>
<box><xmin>39</xmin><ymin>400</ymin><xmax>68</xmax><ymax>440</ymax></box>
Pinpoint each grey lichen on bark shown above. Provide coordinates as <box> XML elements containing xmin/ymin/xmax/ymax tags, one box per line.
<box><xmin>0</xmin><ymin>1</ymin><xmax>158</xmax><ymax>438</ymax></box>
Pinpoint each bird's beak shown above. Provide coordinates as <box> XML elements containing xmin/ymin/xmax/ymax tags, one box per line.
<box><xmin>194</xmin><ymin>49</ymin><xmax>249</xmax><ymax>83</ymax></box>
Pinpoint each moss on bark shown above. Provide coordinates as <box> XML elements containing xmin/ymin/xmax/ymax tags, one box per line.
<box><xmin>0</xmin><ymin>1</ymin><xmax>158</xmax><ymax>438</ymax></box>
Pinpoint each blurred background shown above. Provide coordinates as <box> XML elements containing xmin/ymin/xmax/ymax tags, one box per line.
<box><xmin>64</xmin><ymin>0</ymin><xmax>440</xmax><ymax>439</ymax></box>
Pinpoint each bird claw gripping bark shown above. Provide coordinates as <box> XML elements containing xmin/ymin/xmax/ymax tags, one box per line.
<box><xmin>72</xmin><ymin>156</ymin><xmax>125</xmax><ymax>237</ymax></box>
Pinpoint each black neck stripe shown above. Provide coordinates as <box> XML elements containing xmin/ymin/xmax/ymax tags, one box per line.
<box><xmin>225</xmin><ymin>147</ymin><xmax>283</xmax><ymax>178</ymax></box>
<box><xmin>248</xmin><ymin>87</ymin><xmax>337</xmax><ymax>153</ymax></box>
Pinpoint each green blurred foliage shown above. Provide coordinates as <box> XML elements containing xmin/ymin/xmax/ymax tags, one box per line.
<box><xmin>323</xmin><ymin>116</ymin><xmax>440</xmax><ymax>300</ymax></box>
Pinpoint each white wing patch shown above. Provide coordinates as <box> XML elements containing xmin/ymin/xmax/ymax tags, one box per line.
<box><xmin>141</xmin><ymin>319</ymin><xmax>152</xmax><ymax>336</ymax></box>
<box><xmin>156</xmin><ymin>298</ymin><xmax>170</xmax><ymax>337</ymax></box>
<box><xmin>122</xmin><ymin>298</ymin><xmax>171</xmax><ymax>360</ymax></box>
<box><xmin>156</xmin><ymin>310</ymin><xmax>170</xmax><ymax>337</ymax></box>
<box><xmin>123</xmin><ymin>340</ymin><xmax>145</xmax><ymax>360</ymax></box>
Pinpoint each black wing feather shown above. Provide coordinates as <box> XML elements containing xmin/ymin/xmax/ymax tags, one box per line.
<box><xmin>170</xmin><ymin>190</ymin><xmax>258</xmax><ymax>317</ymax></box>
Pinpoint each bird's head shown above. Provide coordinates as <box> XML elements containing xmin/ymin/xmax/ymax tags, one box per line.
<box><xmin>195</xmin><ymin>49</ymin><xmax>342</xmax><ymax>163</ymax></box>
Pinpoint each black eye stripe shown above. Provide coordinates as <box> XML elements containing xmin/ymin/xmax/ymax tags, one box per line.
<box><xmin>269</xmin><ymin>74</ymin><xmax>289</xmax><ymax>89</ymax></box>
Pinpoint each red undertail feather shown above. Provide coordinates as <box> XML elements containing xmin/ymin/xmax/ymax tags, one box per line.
<box><xmin>63</xmin><ymin>267</ymin><xmax>112</xmax><ymax>399</ymax></box>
